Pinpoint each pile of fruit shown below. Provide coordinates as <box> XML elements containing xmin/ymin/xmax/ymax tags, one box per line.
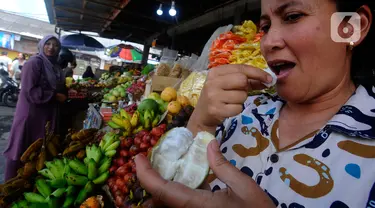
<box><xmin>106</xmin><ymin>124</ymin><xmax>167</xmax><ymax>208</ymax></box>
<box><xmin>126</xmin><ymin>80</ymin><xmax>146</xmax><ymax>101</ymax></box>
<box><xmin>103</xmin><ymin>81</ymin><xmax>133</xmax><ymax>103</ymax></box>
<box><xmin>107</xmin><ymin>98</ymin><xmax>164</xmax><ymax>137</ymax></box>
<box><xmin>10</xmin><ymin>132</ymin><xmax>121</xmax><ymax>207</ymax></box>
<box><xmin>0</xmin><ymin>123</ymin><xmax>61</xmax><ymax>206</ymax></box>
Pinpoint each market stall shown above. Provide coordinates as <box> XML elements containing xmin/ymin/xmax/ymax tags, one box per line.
<box><xmin>0</xmin><ymin>19</ymin><xmax>274</xmax><ymax>208</ymax></box>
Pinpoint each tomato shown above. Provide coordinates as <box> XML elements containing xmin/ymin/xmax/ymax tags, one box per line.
<box><xmin>134</xmin><ymin>137</ymin><xmax>142</xmax><ymax>146</ymax></box>
<box><xmin>122</xmin><ymin>185</ymin><xmax>129</xmax><ymax>194</ymax></box>
<box><xmin>112</xmin><ymin>184</ymin><xmax>119</xmax><ymax>192</ymax></box>
<box><xmin>129</xmin><ymin>145</ymin><xmax>140</xmax><ymax>156</ymax></box>
<box><xmin>116</xmin><ymin>178</ymin><xmax>126</xmax><ymax>188</ymax></box>
<box><xmin>115</xmin><ymin>166</ymin><xmax>128</xmax><ymax>177</ymax></box>
<box><xmin>159</xmin><ymin>124</ymin><xmax>167</xmax><ymax>131</ymax></box>
<box><xmin>124</xmin><ymin>138</ymin><xmax>133</xmax><ymax>148</ymax></box>
<box><xmin>117</xmin><ymin>157</ymin><xmax>126</xmax><ymax>167</ymax></box>
<box><xmin>150</xmin><ymin>138</ymin><xmax>158</xmax><ymax>146</ymax></box>
<box><xmin>109</xmin><ymin>165</ymin><xmax>118</xmax><ymax>174</ymax></box>
<box><xmin>137</xmin><ymin>130</ymin><xmax>148</xmax><ymax>138</ymax></box>
<box><xmin>140</xmin><ymin>142</ymin><xmax>150</xmax><ymax>151</ymax></box>
<box><xmin>115</xmin><ymin>195</ymin><xmax>124</xmax><ymax>207</ymax></box>
<box><xmin>120</xmin><ymin>150</ymin><xmax>129</xmax><ymax>158</ymax></box>
<box><xmin>124</xmin><ymin>173</ymin><xmax>136</xmax><ymax>183</ymax></box>
<box><xmin>142</xmin><ymin>134</ymin><xmax>151</xmax><ymax>143</ymax></box>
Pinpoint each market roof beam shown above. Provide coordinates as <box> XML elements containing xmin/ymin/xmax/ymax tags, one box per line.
<box><xmin>100</xmin><ymin>0</ymin><xmax>130</xmax><ymax>33</ymax></box>
<box><xmin>147</xmin><ymin>0</ymin><xmax>259</xmax><ymax>41</ymax></box>
<box><xmin>54</xmin><ymin>5</ymin><xmax>157</xmax><ymax>33</ymax></box>
<box><xmin>56</xmin><ymin>17</ymin><xmax>157</xmax><ymax>32</ymax></box>
<box><xmin>86</xmin><ymin>0</ymin><xmax>173</xmax><ymax>25</ymax></box>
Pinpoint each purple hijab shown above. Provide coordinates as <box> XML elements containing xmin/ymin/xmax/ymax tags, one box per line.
<box><xmin>36</xmin><ymin>35</ymin><xmax>62</xmax><ymax>90</ymax></box>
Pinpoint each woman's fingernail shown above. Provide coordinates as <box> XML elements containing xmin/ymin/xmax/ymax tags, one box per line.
<box><xmin>267</xmin><ymin>75</ymin><xmax>273</xmax><ymax>83</ymax></box>
<box><xmin>210</xmin><ymin>140</ymin><xmax>220</xmax><ymax>151</ymax></box>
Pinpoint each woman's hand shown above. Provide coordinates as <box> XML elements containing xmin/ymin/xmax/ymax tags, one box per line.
<box><xmin>187</xmin><ymin>65</ymin><xmax>272</xmax><ymax>134</ymax></box>
<box><xmin>135</xmin><ymin>140</ymin><xmax>275</xmax><ymax>208</ymax></box>
<box><xmin>55</xmin><ymin>93</ymin><xmax>67</xmax><ymax>103</ymax></box>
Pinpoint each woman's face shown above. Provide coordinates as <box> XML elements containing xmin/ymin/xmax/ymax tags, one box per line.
<box><xmin>43</xmin><ymin>38</ymin><xmax>59</xmax><ymax>57</ymax></box>
<box><xmin>260</xmin><ymin>0</ymin><xmax>351</xmax><ymax>102</ymax></box>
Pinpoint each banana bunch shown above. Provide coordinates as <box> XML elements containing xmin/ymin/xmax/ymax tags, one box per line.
<box><xmin>98</xmin><ymin>132</ymin><xmax>121</xmax><ymax>157</ymax></box>
<box><xmin>108</xmin><ymin>109</ymin><xmax>144</xmax><ymax>136</ymax></box>
<box><xmin>139</xmin><ymin>109</ymin><xmax>161</xmax><ymax>130</ymax></box>
<box><xmin>62</xmin><ymin>129</ymin><xmax>98</xmax><ymax>157</ymax></box>
<box><xmin>17</xmin><ymin>151</ymin><xmax>111</xmax><ymax>208</ymax></box>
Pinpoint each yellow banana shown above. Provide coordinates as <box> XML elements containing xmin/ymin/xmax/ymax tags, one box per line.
<box><xmin>123</xmin><ymin>119</ymin><xmax>132</xmax><ymax>133</ymax></box>
<box><xmin>130</xmin><ymin>111</ymin><xmax>139</xmax><ymax>128</ymax></box>
<box><xmin>120</xmin><ymin>109</ymin><xmax>131</xmax><ymax>120</ymax></box>
<box><xmin>111</xmin><ymin>116</ymin><xmax>125</xmax><ymax>127</ymax></box>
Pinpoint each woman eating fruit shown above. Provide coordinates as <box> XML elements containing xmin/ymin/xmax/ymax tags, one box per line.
<box><xmin>135</xmin><ymin>0</ymin><xmax>375</xmax><ymax>207</ymax></box>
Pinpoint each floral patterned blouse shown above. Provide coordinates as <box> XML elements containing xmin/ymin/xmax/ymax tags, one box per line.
<box><xmin>210</xmin><ymin>85</ymin><xmax>375</xmax><ymax>208</ymax></box>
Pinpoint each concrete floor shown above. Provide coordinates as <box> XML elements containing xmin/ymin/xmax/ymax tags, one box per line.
<box><xmin>0</xmin><ymin>107</ymin><xmax>16</xmax><ymax>183</ymax></box>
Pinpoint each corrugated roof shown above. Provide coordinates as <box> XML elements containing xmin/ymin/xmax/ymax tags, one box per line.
<box><xmin>0</xmin><ymin>10</ymin><xmax>55</xmax><ymax>39</ymax></box>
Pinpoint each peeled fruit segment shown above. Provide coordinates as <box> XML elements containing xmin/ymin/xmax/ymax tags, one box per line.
<box><xmin>150</xmin><ymin>128</ymin><xmax>216</xmax><ymax>189</ymax></box>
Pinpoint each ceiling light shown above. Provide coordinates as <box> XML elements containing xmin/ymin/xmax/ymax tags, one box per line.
<box><xmin>157</xmin><ymin>4</ymin><xmax>163</xmax><ymax>16</ymax></box>
<box><xmin>169</xmin><ymin>1</ymin><xmax>177</xmax><ymax>16</ymax></box>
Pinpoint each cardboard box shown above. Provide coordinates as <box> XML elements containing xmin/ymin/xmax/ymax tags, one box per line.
<box><xmin>151</xmin><ymin>75</ymin><xmax>182</xmax><ymax>92</ymax></box>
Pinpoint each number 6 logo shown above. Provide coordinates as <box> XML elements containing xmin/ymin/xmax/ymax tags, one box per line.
<box><xmin>331</xmin><ymin>12</ymin><xmax>361</xmax><ymax>43</ymax></box>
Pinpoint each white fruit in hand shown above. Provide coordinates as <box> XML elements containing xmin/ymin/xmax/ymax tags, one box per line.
<box><xmin>150</xmin><ymin>128</ymin><xmax>216</xmax><ymax>189</ymax></box>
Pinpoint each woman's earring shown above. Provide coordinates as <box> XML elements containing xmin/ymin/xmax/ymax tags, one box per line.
<box><xmin>349</xmin><ymin>41</ymin><xmax>355</xmax><ymax>50</ymax></box>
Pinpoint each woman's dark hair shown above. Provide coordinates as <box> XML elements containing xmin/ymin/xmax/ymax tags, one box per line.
<box><xmin>334</xmin><ymin>0</ymin><xmax>375</xmax><ymax>85</ymax></box>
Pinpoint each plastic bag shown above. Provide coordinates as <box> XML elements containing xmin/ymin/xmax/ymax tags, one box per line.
<box><xmin>178</xmin><ymin>71</ymin><xmax>208</xmax><ymax>107</ymax></box>
<box><xmin>190</xmin><ymin>25</ymin><xmax>233</xmax><ymax>72</ymax></box>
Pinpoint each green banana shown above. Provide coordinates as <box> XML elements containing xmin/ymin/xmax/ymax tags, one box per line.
<box><xmin>36</xmin><ymin>179</ymin><xmax>52</xmax><ymax>198</ymax></box>
<box><xmin>45</xmin><ymin>161</ymin><xmax>59</xmax><ymax>179</ymax></box>
<box><xmin>93</xmin><ymin>171</ymin><xmax>109</xmax><ymax>185</ymax></box>
<box><xmin>144</xmin><ymin>109</ymin><xmax>152</xmax><ymax>120</ymax></box>
<box><xmin>99</xmin><ymin>139</ymin><xmax>106</xmax><ymax>150</ymax></box>
<box><xmin>39</xmin><ymin>169</ymin><xmax>55</xmax><ymax>180</ymax></box>
<box><xmin>11</xmin><ymin>202</ymin><xmax>19</xmax><ymax>208</ymax></box>
<box><xmin>150</xmin><ymin>110</ymin><xmax>155</xmax><ymax>119</ymax></box>
<box><xmin>139</xmin><ymin>112</ymin><xmax>145</xmax><ymax>126</ymax></box>
<box><xmin>46</xmin><ymin>196</ymin><xmax>58</xmax><ymax>208</ymax></box>
<box><xmin>152</xmin><ymin>115</ymin><xmax>161</xmax><ymax>127</ymax></box>
<box><xmin>62</xmin><ymin>195</ymin><xmax>74</xmax><ymax>208</ymax></box>
<box><xmin>68</xmin><ymin>159</ymin><xmax>88</xmax><ymax>176</ymax></box>
<box><xmin>54</xmin><ymin>159</ymin><xmax>65</xmax><ymax>178</ymax></box>
<box><xmin>65</xmin><ymin>173</ymin><xmax>88</xmax><ymax>186</ymax></box>
<box><xmin>105</xmin><ymin>140</ymin><xmax>120</xmax><ymax>152</ymax></box>
<box><xmin>86</xmin><ymin>144</ymin><xmax>102</xmax><ymax>163</ymax></box>
<box><xmin>17</xmin><ymin>200</ymin><xmax>28</xmax><ymax>208</ymax></box>
<box><xmin>84</xmin><ymin>157</ymin><xmax>90</xmax><ymax>165</ymax></box>
<box><xmin>105</xmin><ymin>150</ymin><xmax>116</xmax><ymax>157</ymax></box>
<box><xmin>51</xmin><ymin>187</ymin><xmax>66</xmax><ymax>198</ymax></box>
<box><xmin>98</xmin><ymin>157</ymin><xmax>112</xmax><ymax>174</ymax></box>
<box><xmin>74</xmin><ymin>182</ymin><xmax>94</xmax><ymax>206</ymax></box>
<box><xmin>88</xmin><ymin>158</ymin><xmax>98</xmax><ymax>180</ymax></box>
<box><xmin>47</xmin><ymin>178</ymin><xmax>66</xmax><ymax>188</ymax></box>
<box><xmin>65</xmin><ymin>186</ymin><xmax>76</xmax><ymax>196</ymax></box>
<box><xmin>145</xmin><ymin>117</ymin><xmax>151</xmax><ymax>129</ymax></box>
<box><xmin>24</xmin><ymin>192</ymin><xmax>46</xmax><ymax>203</ymax></box>
<box><xmin>29</xmin><ymin>203</ymin><xmax>48</xmax><ymax>208</ymax></box>
<box><xmin>108</xmin><ymin>121</ymin><xmax>122</xmax><ymax>129</ymax></box>
<box><xmin>102</xmin><ymin>135</ymin><xmax>117</xmax><ymax>151</ymax></box>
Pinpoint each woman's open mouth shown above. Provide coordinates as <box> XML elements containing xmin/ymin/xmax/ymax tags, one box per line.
<box><xmin>267</xmin><ymin>60</ymin><xmax>296</xmax><ymax>80</ymax></box>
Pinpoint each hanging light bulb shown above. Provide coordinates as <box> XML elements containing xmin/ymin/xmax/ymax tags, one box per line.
<box><xmin>156</xmin><ymin>4</ymin><xmax>163</xmax><ymax>16</ymax></box>
<box><xmin>169</xmin><ymin>1</ymin><xmax>177</xmax><ymax>16</ymax></box>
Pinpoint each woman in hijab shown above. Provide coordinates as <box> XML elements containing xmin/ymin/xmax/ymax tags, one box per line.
<box><xmin>3</xmin><ymin>35</ymin><xmax>67</xmax><ymax>181</ymax></box>
<box><xmin>82</xmin><ymin>66</ymin><xmax>95</xmax><ymax>79</ymax></box>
